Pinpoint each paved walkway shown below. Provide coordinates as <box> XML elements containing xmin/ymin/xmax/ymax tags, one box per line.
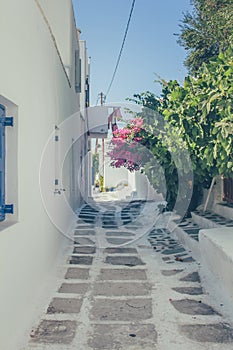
<box><xmin>25</xmin><ymin>201</ymin><xmax>233</xmax><ymax>350</ymax></box>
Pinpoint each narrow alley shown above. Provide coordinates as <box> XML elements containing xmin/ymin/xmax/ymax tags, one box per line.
<box><xmin>1</xmin><ymin>1</ymin><xmax>233</xmax><ymax>350</ymax></box>
<box><xmin>24</xmin><ymin>200</ymin><xmax>233</xmax><ymax>350</ymax></box>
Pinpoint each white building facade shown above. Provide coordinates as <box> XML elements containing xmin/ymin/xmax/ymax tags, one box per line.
<box><xmin>0</xmin><ymin>1</ymin><xmax>89</xmax><ymax>348</ymax></box>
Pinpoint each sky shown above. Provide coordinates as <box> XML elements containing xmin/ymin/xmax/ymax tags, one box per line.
<box><xmin>73</xmin><ymin>0</ymin><xmax>193</xmax><ymax>106</ymax></box>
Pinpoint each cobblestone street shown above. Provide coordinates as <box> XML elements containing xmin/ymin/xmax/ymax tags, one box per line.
<box><xmin>25</xmin><ymin>201</ymin><xmax>233</xmax><ymax>350</ymax></box>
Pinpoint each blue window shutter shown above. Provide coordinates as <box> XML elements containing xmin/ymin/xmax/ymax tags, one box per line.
<box><xmin>75</xmin><ymin>50</ymin><xmax>81</xmax><ymax>93</ymax></box>
<box><xmin>0</xmin><ymin>104</ymin><xmax>14</xmax><ymax>221</ymax></box>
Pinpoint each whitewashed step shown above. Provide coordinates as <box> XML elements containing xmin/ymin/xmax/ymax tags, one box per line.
<box><xmin>191</xmin><ymin>210</ymin><xmax>233</xmax><ymax>229</ymax></box>
<box><xmin>214</xmin><ymin>203</ymin><xmax>233</xmax><ymax>221</ymax></box>
<box><xmin>199</xmin><ymin>227</ymin><xmax>233</xmax><ymax>308</ymax></box>
<box><xmin>168</xmin><ymin>219</ymin><xmax>201</xmax><ymax>261</ymax></box>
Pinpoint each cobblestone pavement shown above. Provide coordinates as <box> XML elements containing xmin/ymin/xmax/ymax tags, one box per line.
<box><xmin>24</xmin><ymin>201</ymin><xmax>233</xmax><ymax>350</ymax></box>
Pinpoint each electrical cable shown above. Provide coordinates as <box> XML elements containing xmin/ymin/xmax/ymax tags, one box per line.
<box><xmin>105</xmin><ymin>0</ymin><xmax>136</xmax><ymax>99</ymax></box>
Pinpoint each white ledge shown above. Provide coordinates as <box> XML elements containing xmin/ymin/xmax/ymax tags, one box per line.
<box><xmin>199</xmin><ymin>228</ymin><xmax>233</xmax><ymax>307</ymax></box>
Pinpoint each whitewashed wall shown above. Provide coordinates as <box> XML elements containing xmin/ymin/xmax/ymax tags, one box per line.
<box><xmin>135</xmin><ymin>171</ymin><xmax>164</xmax><ymax>201</ymax></box>
<box><xmin>104</xmin><ymin>144</ymin><xmax>162</xmax><ymax>200</ymax></box>
<box><xmin>0</xmin><ymin>0</ymin><xmax>87</xmax><ymax>349</ymax></box>
<box><xmin>105</xmin><ymin>165</ymin><xmax>129</xmax><ymax>189</ymax></box>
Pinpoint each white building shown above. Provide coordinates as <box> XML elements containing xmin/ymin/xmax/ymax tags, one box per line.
<box><xmin>0</xmin><ymin>1</ymin><xmax>90</xmax><ymax>349</ymax></box>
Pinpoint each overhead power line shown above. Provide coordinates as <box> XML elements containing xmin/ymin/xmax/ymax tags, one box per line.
<box><xmin>105</xmin><ymin>0</ymin><xmax>136</xmax><ymax>99</ymax></box>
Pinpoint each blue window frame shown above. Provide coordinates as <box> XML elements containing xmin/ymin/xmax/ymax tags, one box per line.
<box><xmin>0</xmin><ymin>104</ymin><xmax>14</xmax><ymax>221</ymax></box>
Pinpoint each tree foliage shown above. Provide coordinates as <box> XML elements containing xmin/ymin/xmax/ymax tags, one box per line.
<box><xmin>109</xmin><ymin>48</ymin><xmax>233</xmax><ymax>214</ymax></box>
<box><xmin>177</xmin><ymin>0</ymin><xmax>233</xmax><ymax>74</ymax></box>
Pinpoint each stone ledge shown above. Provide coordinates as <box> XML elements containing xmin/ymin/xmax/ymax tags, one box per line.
<box><xmin>192</xmin><ymin>212</ymin><xmax>219</xmax><ymax>229</ymax></box>
<box><xmin>199</xmin><ymin>228</ymin><xmax>233</xmax><ymax>304</ymax></box>
<box><xmin>214</xmin><ymin>203</ymin><xmax>233</xmax><ymax>221</ymax></box>
<box><xmin>168</xmin><ymin>220</ymin><xmax>201</xmax><ymax>261</ymax></box>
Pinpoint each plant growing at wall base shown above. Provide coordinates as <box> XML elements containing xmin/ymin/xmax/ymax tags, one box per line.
<box><xmin>99</xmin><ymin>175</ymin><xmax>104</xmax><ymax>192</ymax></box>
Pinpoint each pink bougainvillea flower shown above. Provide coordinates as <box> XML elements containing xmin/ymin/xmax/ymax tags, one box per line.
<box><xmin>130</xmin><ymin>117</ymin><xmax>144</xmax><ymax>128</ymax></box>
<box><xmin>108</xmin><ymin>116</ymin><xmax>145</xmax><ymax>172</ymax></box>
<box><xmin>134</xmin><ymin>137</ymin><xmax>143</xmax><ymax>141</ymax></box>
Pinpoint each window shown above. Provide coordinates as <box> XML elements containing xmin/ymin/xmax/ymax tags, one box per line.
<box><xmin>0</xmin><ymin>104</ymin><xmax>13</xmax><ymax>221</ymax></box>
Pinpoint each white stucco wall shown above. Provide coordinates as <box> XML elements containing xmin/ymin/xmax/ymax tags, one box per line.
<box><xmin>0</xmin><ymin>1</ymin><xmax>88</xmax><ymax>349</ymax></box>
<box><xmin>135</xmin><ymin>171</ymin><xmax>164</xmax><ymax>201</ymax></box>
<box><xmin>104</xmin><ymin>147</ymin><xmax>162</xmax><ymax>200</ymax></box>
<box><xmin>104</xmin><ymin>160</ymin><xmax>129</xmax><ymax>189</ymax></box>
<box><xmin>38</xmin><ymin>0</ymin><xmax>73</xmax><ymax>80</ymax></box>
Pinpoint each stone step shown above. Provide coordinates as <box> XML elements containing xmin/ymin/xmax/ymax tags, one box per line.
<box><xmin>214</xmin><ymin>202</ymin><xmax>233</xmax><ymax>221</ymax></box>
<box><xmin>167</xmin><ymin>219</ymin><xmax>201</xmax><ymax>261</ymax></box>
<box><xmin>176</xmin><ymin>219</ymin><xmax>201</xmax><ymax>241</ymax></box>
<box><xmin>148</xmin><ymin>227</ymin><xmax>197</xmax><ymax>262</ymax></box>
<box><xmin>192</xmin><ymin>210</ymin><xmax>233</xmax><ymax>229</ymax></box>
<box><xmin>170</xmin><ymin>208</ymin><xmax>233</xmax><ymax>250</ymax></box>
